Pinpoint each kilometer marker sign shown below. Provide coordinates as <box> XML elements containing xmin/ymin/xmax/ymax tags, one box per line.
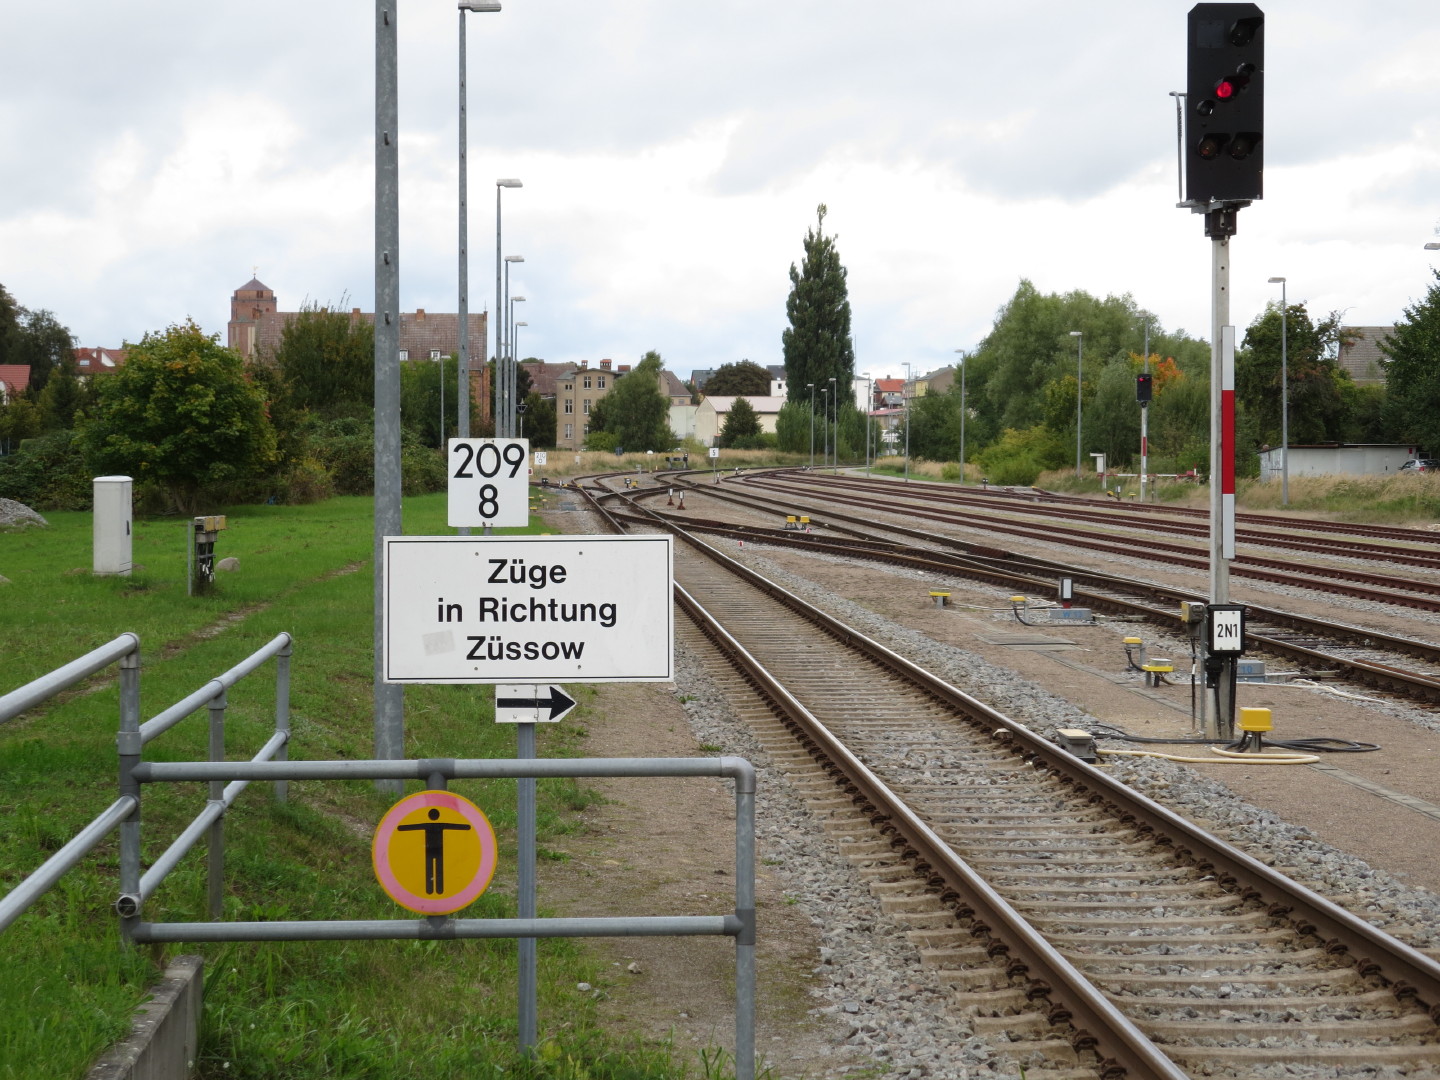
<box><xmin>382</xmin><ymin>534</ymin><xmax>673</xmax><ymax>684</ymax></box>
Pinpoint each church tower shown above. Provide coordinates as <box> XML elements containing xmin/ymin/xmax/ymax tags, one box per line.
<box><xmin>227</xmin><ymin>277</ymin><xmax>277</xmax><ymax>358</ymax></box>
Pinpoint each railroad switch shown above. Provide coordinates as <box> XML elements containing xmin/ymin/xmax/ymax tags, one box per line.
<box><xmin>1054</xmin><ymin>728</ymin><xmax>1098</xmax><ymax>763</ymax></box>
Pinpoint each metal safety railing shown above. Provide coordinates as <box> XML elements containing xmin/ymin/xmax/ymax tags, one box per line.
<box><xmin>0</xmin><ymin>632</ymin><xmax>294</xmax><ymax>935</ymax></box>
<box><xmin>123</xmin><ymin>754</ymin><xmax>758</xmax><ymax>1080</ymax></box>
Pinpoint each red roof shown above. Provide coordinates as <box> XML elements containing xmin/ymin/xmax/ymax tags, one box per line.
<box><xmin>875</xmin><ymin>378</ymin><xmax>904</xmax><ymax>392</ymax></box>
<box><xmin>0</xmin><ymin>364</ymin><xmax>30</xmax><ymax>397</ymax></box>
<box><xmin>74</xmin><ymin>347</ymin><xmax>128</xmax><ymax>374</ymax></box>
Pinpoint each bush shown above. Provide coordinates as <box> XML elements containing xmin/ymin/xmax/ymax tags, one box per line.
<box><xmin>0</xmin><ymin>429</ymin><xmax>95</xmax><ymax>510</ymax></box>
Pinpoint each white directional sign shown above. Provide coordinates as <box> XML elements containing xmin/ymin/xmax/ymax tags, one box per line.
<box><xmin>382</xmin><ymin>534</ymin><xmax>674</xmax><ymax>684</ymax></box>
<box><xmin>448</xmin><ymin>439</ymin><xmax>530</xmax><ymax>528</ymax></box>
<box><xmin>494</xmin><ymin>684</ymin><xmax>577</xmax><ymax>723</ymax></box>
<box><xmin>708</xmin><ymin>447</ymin><xmax>719</xmax><ymax>459</ymax></box>
<box><xmin>533</xmin><ymin>451</ymin><xmax>547</xmax><ymax>467</ymax></box>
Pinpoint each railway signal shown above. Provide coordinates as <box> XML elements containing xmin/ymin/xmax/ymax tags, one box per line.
<box><xmin>1136</xmin><ymin>372</ymin><xmax>1153</xmax><ymax>403</ymax></box>
<box><xmin>1185</xmin><ymin>3</ymin><xmax>1264</xmax><ymax>204</ymax></box>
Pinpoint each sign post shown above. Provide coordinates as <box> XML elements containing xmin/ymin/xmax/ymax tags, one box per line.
<box><xmin>382</xmin><ymin>532</ymin><xmax>673</xmax><ymax>1053</ymax></box>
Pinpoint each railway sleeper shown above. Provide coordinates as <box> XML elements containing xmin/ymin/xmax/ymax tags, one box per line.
<box><xmin>1142</xmin><ymin>1013</ymin><xmax>1439</xmax><ymax>1042</ymax></box>
<box><xmin>1062</xmin><ymin>945</ymin><xmax>1341</xmax><ymax>972</ymax></box>
<box><xmin>1114</xmin><ymin>986</ymin><xmax>1411</xmax><ymax>1017</ymax></box>
<box><xmin>1161</xmin><ymin>1040</ymin><xmax>1440</xmax><ymax>1070</ymax></box>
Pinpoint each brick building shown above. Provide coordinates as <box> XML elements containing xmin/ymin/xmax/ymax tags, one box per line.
<box><xmin>226</xmin><ymin>277</ymin><xmax>491</xmax><ymax>419</ymax></box>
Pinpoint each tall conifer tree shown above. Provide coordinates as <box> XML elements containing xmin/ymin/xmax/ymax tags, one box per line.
<box><xmin>782</xmin><ymin>204</ymin><xmax>855</xmax><ymax>408</ymax></box>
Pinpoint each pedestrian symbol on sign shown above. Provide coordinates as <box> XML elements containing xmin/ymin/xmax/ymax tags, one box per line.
<box><xmin>372</xmin><ymin>790</ymin><xmax>498</xmax><ymax>914</ymax></box>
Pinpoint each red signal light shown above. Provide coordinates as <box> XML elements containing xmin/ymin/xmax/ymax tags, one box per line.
<box><xmin>1215</xmin><ymin>79</ymin><xmax>1236</xmax><ymax>99</ymax></box>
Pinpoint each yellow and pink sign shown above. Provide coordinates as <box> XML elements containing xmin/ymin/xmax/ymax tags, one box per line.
<box><xmin>371</xmin><ymin>790</ymin><xmax>498</xmax><ymax>915</ymax></box>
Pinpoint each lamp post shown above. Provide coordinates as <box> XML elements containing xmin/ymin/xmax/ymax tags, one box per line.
<box><xmin>806</xmin><ymin>383</ymin><xmax>815</xmax><ymax>469</ymax></box>
<box><xmin>1140</xmin><ymin>315</ymin><xmax>1151</xmax><ymax>503</ymax></box>
<box><xmin>953</xmin><ymin>349</ymin><xmax>966</xmax><ymax>486</ymax></box>
<box><xmin>828</xmin><ymin>376</ymin><xmax>837</xmax><ymax>472</ymax></box>
<box><xmin>458</xmin><ymin>3</ymin><xmax>501</xmax><ymax>446</ymax></box>
<box><xmin>502</xmin><ymin>255</ymin><xmax>523</xmax><ymax>435</ymax></box>
<box><xmin>902</xmin><ymin>362</ymin><xmax>912</xmax><ymax>483</ymax></box>
<box><xmin>1069</xmin><ymin>331</ymin><xmax>1083</xmax><ymax>479</ymax></box>
<box><xmin>823</xmin><ymin>391</ymin><xmax>835</xmax><ymax>472</ymax></box>
<box><xmin>861</xmin><ymin>371</ymin><xmax>873</xmax><ymax>477</ymax></box>
<box><xmin>1267</xmin><ymin>276</ymin><xmax>1289</xmax><ymax>505</ymax></box>
<box><xmin>495</xmin><ymin>179</ymin><xmax>521</xmax><ymax>436</ymax></box>
<box><xmin>509</xmin><ymin>294</ymin><xmax>526</xmax><ymax>373</ymax></box>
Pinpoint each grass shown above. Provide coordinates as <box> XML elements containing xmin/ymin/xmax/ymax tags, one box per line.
<box><xmin>0</xmin><ymin>493</ymin><xmax>736</xmax><ymax>1080</ymax></box>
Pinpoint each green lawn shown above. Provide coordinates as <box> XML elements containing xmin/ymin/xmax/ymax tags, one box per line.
<box><xmin>0</xmin><ymin>493</ymin><xmax>715</xmax><ymax>1080</ymax></box>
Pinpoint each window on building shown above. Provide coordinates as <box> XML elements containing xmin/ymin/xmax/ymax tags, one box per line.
<box><xmin>564</xmin><ymin>423</ymin><xmax>573</xmax><ymax>441</ymax></box>
<box><xmin>597</xmin><ymin>376</ymin><xmax>606</xmax><ymax>389</ymax></box>
<box><xmin>430</xmin><ymin>350</ymin><xmax>441</xmax><ymax>360</ymax></box>
<box><xmin>582</xmin><ymin>424</ymin><xmax>590</xmax><ymax>436</ymax></box>
<box><xmin>582</xmin><ymin>399</ymin><xmax>591</xmax><ymax>415</ymax></box>
<box><xmin>583</xmin><ymin>375</ymin><xmax>592</xmax><ymax>389</ymax></box>
<box><xmin>398</xmin><ymin>350</ymin><xmax>409</xmax><ymax>361</ymax></box>
<box><xmin>564</xmin><ymin>383</ymin><xmax>572</xmax><ymax>391</ymax></box>
<box><xmin>564</xmin><ymin>401</ymin><xmax>573</xmax><ymax>414</ymax></box>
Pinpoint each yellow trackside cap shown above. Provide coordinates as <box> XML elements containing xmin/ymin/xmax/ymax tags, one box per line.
<box><xmin>1010</xmin><ymin>596</ymin><xmax>1028</xmax><ymax>604</ymax></box>
<box><xmin>1124</xmin><ymin>637</ymin><xmax>1142</xmax><ymax>645</ymax></box>
<box><xmin>1239</xmin><ymin>707</ymin><xmax>1273</xmax><ymax>732</ymax></box>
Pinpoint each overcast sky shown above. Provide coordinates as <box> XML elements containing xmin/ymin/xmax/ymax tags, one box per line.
<box><xmin>3</xmin><ymin>1</ymin><xmax>1438</xmax><ymax>382</ymax></box>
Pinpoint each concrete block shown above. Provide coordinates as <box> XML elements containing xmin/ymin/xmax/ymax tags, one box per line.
<box><xmin>86</xmin><ymin>955</ymin><xmax>202</xmax><ymax>1080</ymax></box>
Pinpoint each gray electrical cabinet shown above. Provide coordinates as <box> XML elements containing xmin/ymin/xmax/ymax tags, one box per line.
<box><xmin>93</xmin><ymin>476</ymin><xmax>133</xmax><ymax>576</ymax></box>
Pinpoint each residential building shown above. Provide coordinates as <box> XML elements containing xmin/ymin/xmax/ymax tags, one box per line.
<box><xmin>1337</xmin><ymin>327</ymin><xmax>1392</xmax><ymax>386</ymax></box>
<box><xmin>693</xmin><ymin>395</ymin><xmax>787</xmax><ymax>446</ymax></box>
<box><xmin>554</xmin><ymin>359</ymin><xmax>629</xmax><ymax>451</ymax></box>
<box><xmin>74</xmin><ymin>347</ymin><xmax>128</xmax><ymax>380</ymax></box>
<box><xmin>0</xmin><ymin>365</ymin><xmax>29</xmax><ymax>403</ymax></box>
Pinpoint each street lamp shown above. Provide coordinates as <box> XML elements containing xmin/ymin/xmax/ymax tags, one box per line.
<box><xmin>503</xmin><ymin>255</ymin><xmax>524</xmax><ymax>435</ymax></box>
<box><xmin>1268</xmin><ymin>276</ymin><xmax>1289</xmax><ymax>505</ymax></box>
<box><xmin>514</xmin><ymin>322</ymin><xmax>528</xmax><ymax>434</ymax></box>
<box><xmin>1426</xmin><ymin>242</ymin><xmax>1440</xmax><ymax>250</ymax></box>
<box><xmin>953</xmin><ymin>349</ymin><xmax>966</xmax><ymax>486</ymax></box>
<box><xmin>1069</xmin><ymin>331</ymin><xmax>1083</xmax><ymax>479</ymax></box>
<box><xmin>828</xmin><ymin>376</ymin><xmax>837</xmax><ymax>472</ymax></box>
<box><xmin>861</xmin><ymin>371</ymin><xmax>873</xmax><ymax>477</ymax></box>
<box><xmin>902</xmin><ymin>362</ymin><xmax>912</xmax><ymax>483</ymax></box>
<box><xmin>806</xmin><ymin>383</ymin><xmax>815</xmax><ymax>468</ymax></box>
<box><xmin>495</xmin><ymin>179</ymin><xmax>522</xmax><ymax>436</ymax></box>
<box><xmin>823</xmin><ymin>391</ymin><xmax>835</xmax><ymax>472</ymax></box>
<box><xmin>458</xmin><ymin>2</ymin><xmax>501</xmax><ymax>446</ymax></box>
<box><xmin>1140</xmin><ymin>315</ymin><xmax>1151</xmax><ymax>503</ymax></box>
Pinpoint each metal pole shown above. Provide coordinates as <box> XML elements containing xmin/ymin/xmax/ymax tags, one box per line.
<box><xmin>207</xmin><ymin>690</ymin><xmax>227</xmax><ymax>920</ymax></box>
<box><xmin>954</xmin><ymin>349</ymin><xmax>966</xmax><ymax>486</ymax></box>
<box><xmin>117</xmin><ymin>647</ymin><xmax>142</xmax><ymax>947</ymax></box>
<box><xmin>274</xmin><ymin>638</ymin><xmax>291</xmax><ymax>804</ymax></box>
<box><xmin>1074</xmin><ymin>333</ymin><xmax>1084</xmax><ymax>479</ymax></box>
<box><xmin>734</xmin><ymin>770</ymin><xmax>756</xmax><ymax>1080</ymax></box>
<box><xmin>374</xmin><ymin>0</ymin><xmax>404</xmax><ymax>793</ymax></box>
<box><xmin>1141</xmin><ymin>319</ymin><xmax>1150</xmax><ymax>503</ymax></box>
<box><xmin>1206</xmin><ymin>221</ymin><xmax>1233</xmax><ymax>741</ymax></box>
<box><xmin>903</xmin><ymin>363</ymin><xmax>911</xmax><ymax>483</ymax></box>
<box><xmin>820</xmin><ymin>389</ymin><xmax>828</xmax><ymax>472</ymax></box>
<box><xmin>1169</xmin><ymin>91</ymin><xmax>1186</xmax><ymax>203</ymax></box>
<box><xmin>1280</xmin><ymin>279</ymin><xmax>1289</xmax><ymax>506</ymax></box>
<box><xmin>496</xmin><ymin>184</ymin><xmax>504</xmax><ymax>436</ymax></box>
<box><xmin>458</xmin><ymin>10</ymin><xmax>469</xmax><ymax>444</ymax></box>
<box><xmin>828</xmin><ymin>377</ymin><xmax>836</xmax><ymax>472</ymax></box>
<box><xmin>502</xmin><ymin>260</ymin><xmax>512</xmax><ymax>436</ymax></box>
<box><xmin>865</xmin><ymin>374</ymin><xmax>872</xmax><ymax>477</ymax></box>
<box><xmin>518</xmin><ymin>722</ymin><xmax>538</xmax><ymax>1052</ymax></box>
<box><xmin>806</xmin><ymin>385</ymin><xmax>817</xmax><ymax>469</ymax></box>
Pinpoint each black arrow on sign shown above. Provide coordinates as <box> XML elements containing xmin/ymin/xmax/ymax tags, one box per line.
<box><xmin>496</xmin><ymin>685</ymin><xmax>577</xmax><ymax>721</ymax></box>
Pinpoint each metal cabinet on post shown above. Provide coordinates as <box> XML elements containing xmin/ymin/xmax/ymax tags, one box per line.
<box><xmin>93</xmin><ymin>475</ymin><xmax>133</xmax><ymax>577</ymax></box>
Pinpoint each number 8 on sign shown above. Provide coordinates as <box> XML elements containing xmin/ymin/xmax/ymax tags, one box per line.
<box><xmin>448</xmin><ymin>438</ymin><xmax>530</xmax><ymax>528</ymax></box>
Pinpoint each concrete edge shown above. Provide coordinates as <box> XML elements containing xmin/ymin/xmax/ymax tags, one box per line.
<box><xmin>86</xmin><ymin>955</ymin><xmax>203</xmax><ymax>1080</ymax></box>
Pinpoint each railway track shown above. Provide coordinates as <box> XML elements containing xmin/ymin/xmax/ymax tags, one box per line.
<box><xmin>576</xmin><ymin>477</ymin><xmax>1440</xmax><ymax>1078</ymax></box>
<box><xmin>732</xmin><ymin>472</ymin><xmax>1440</xmax><ymax>610</ymax></box>
<box><xmin>632</xmin><ymin>472</ymin><xmax>1440</xmax><ymax>704</ymax></box>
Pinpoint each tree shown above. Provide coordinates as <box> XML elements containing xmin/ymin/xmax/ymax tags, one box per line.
<box><xmin>270</xmin><ymin>302</ymin><xmax>375</xmax><ymax>419</ymax></box>
<box><xmin>1239</xmin><ymin>302</ymin><xmax>1350</xmax><ymax>446</ymax></box>
<box><xmin>0</xmin><ymin>284</ymin><xmax>21</xmax><ymax>368</ymax></box>
<box><xmin>719</xmin><ymin>397</ymin><xmax>761</xmax><ymax>447</ymax></box>
<box><xmin>704</xmin><ymin>360</ymin><xmax>771</xmax><ymax>397</ymax></box>
<box><xmin>522</xmin><ymin>391</ymin><xmax>555</xmax><ymax>448</ymax></box>
<box><xmin>13</xmin><ymin>309</ymin><xmax>75</xmax><ymax>397</ymax></box>
<box><xmin>782</xmin><ymin>204</ymin><xmax>854</xmax><ymax>408</ymax></box>
<box><xmin>81</xmin><ymin>320</ymin><xmax>276</xmax><ymax>512</ymax></box>
<box><xmin>37</xmin><ymin>356</ymin><xmax>90</xmax><ymax>431</ymax></box>
<box><xmin>1380</xmin><ymin>269</ymin><xmax>1440</xmax><ymax>454</ymax></box>
<box><xmin>399</xmin><ymin>355</ymin><xmax>463</xmax><ymax>447</ymax></box>
<box><xmin>595</xmin><ymin>351</ymin><xmax>672</xmax><ymax>451</ymax></box>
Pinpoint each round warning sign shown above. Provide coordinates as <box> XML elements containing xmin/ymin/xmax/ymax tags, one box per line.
<box><xmin>372</xmin><ymin>790</ymin><xmax>498</xmax><ymax>915</ymax></box>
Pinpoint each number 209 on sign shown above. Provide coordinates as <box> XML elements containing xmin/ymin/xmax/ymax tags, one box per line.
<box><xmin>447</xmin><ymin>439</ymin><xmax>530</xmax><ymax>528</ymax></box>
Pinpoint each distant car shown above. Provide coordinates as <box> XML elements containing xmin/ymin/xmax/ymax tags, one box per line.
<box><xmin>1401</xmin><ymin>459</ymin><xmax>1438</xmax><ymax>472</ymax></box>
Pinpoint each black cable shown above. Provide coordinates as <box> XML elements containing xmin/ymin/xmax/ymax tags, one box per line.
<box><xmin>1085</xmin><ymin>722</ymin><xmax>1380</xmax><ymax>753</ymax></box>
